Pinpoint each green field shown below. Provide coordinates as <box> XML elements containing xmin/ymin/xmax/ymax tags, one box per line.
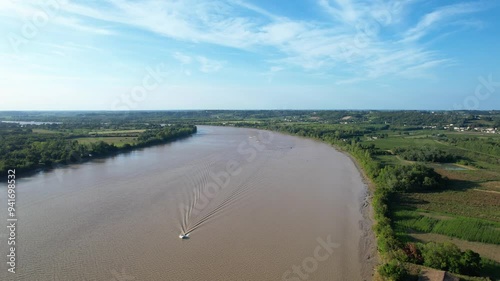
<box><xmin>394</xmin><ymin>208</ymin><xmax>500</xmax><ymax>244</ymax></box>
<box><xmin>2</xmin><ymin>110</ymin><xmax>499</xmax><ymax>280</ymax></box>
<box><xmin>369</xmin><ymin>135</ymin><xmax>446</xmax><ymax>151</ymax></box>
<box><xmin>75</xmin><ymin>137</ymin><xmax>137</xmax><ymax>147</ymax></box>
<box><xmin>88</xmin><ymin>129</ymin><xmax>146</xmax><ymax>135</ymax></box>
<box><xmin>366</xmin><ymin>129</ymin><xmax>500</xmax><ymax>273</ymax></box>
<box><xmin>31</xmin><ymin>128</ymin><xmax>145</xmax><ymax>147</ymax></box>
<box><xmin>32</xmin><ymin>128</ymin><xmax>61</xmax><ymax>134</ymax></box>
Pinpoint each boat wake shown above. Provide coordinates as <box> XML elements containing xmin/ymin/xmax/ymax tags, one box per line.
<box><xmin>177</xmin><ymin>150</ymin><xmax>278</xmax><ymax>238</ymax></box>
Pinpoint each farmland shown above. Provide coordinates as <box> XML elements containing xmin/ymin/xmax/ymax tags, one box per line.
<box><xmin>359</xmin><ymin>128</ymin><xmax>500</xmax><ymax>280</ymax></box>
<box><xmin>1</xmin><ymin>110</ymin><xmax>499</xmax><ymax>280</ymax></box>
<box><xmin>216</xmin><ymin>110</ymin><xmax>500</xmax><ymax>280</ymax></box>
<box><xmin>74</xmin><ymin>136</ymin><xmax>137</xmax><ymax>147</ymax></box>
<box><xmin>0</xmin><ymin>117</ymin><xmax>197</xmax><ymax>176</ymax></box>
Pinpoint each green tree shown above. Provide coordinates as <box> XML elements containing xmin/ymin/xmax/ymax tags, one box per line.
<box><xmin>422</xmin><ymin>242</ymin><xmax>462</xmax><ymax>273</ymax></box>
<box><xmin>459</xmin><ymin>250</ymin><xmax>482</xmax><ymax>276</ymax></box>
<box><xmin>378</xmin><ymin>259</ymin><xmax>407</xmax><ymax>281</ymax></box>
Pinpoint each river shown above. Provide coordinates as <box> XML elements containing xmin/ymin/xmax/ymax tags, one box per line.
<box><xmin>0</xmin><ymin>126</ymin><xmax>374</xmax><ymax>281</ymax></box>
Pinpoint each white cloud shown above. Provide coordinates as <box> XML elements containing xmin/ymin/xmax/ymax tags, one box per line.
<box><xmin>54</xmin><ymin>16</ymin><xmax>114</xmax><ymax>35</ymax></box>
<box><xmin>0</xmin><ymin>0</ymin><xmax>489</xmax><ymax>83</ymax></box>
<box><xmin>258</xmin><ymin>21</ymin><xmax>306</xmax><ymax>45</ymax></box>
<box><xmin>319</xmin><ymin>0</ymin><xmax>361</xmax><ymax>24</ymax></box>
<box><xmin>403</xmin><ymin>2</ymin><xmax>486</xmax><ymax>42</ymax></box>
<box><xmin>173</xmin><ymin>52</ymin><xmax>193</xmax><ymax>65</ymax></box>
<box><xmin>172</xmin><ymin>52</ymin><xmax>224</xmax><ymax>74</ymax></box>
<box><xmin>270</xmin><ymin>66</ymin><xmax>284</xmax><ymax>72</ymax></box>
<box><xmin>197</xmin><ymin>56</ymin><xmax>224</xmax><ymax>73</ymax></box>
<box><xmin>262</xmin><ymin>66</ymin><xmax>284</xmax><ymax>83</ymax></box>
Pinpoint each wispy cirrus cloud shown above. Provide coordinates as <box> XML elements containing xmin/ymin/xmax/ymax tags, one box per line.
<box><xmin>319</xmin><ymin>0</ymin><xmax>362</xmax><ymax>24</ymax></box>
<box><xmin>172</xmin><ymin>52</ymin><xmax>225</xmax><ymax>73</ymax></box>
<box><xmin>403</xmin><ymin>2</ymin><xmax>487</xmax><ymax>42</ymax></box>
<box><xmin>197</xmin><ymin>56</ymin><xmax>224</xmax><ymax>73</ymax></box>
<box><xmin>173</xmin><ymin>52</ymin><xmax>193</xmax><ymax>65</ymax></box>
<box><xmin>54</xmin><ymin>17</ymin><xmax>115</xmax><ymax>35</ymax></box>
<box><xmin>0</xmin><ymin>0</ymin><xmax>491</xmax><ymax>84</ymax></box>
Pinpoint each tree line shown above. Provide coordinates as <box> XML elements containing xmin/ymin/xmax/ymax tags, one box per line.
<box><xmin>1</xmin><ymin>110</ymin><xmax>499</xmax><ymax>127</ymax></box>
<box><xmin>393</xmin><ymin>146</ymin><xmax>459</xmax><ymax>163</ymax></box>
<box><xmin>0</xmin><ymin>125</ymin><xmax>197</xmax><ymax>176</ymax></box>
<box><xmin>238</xmin><ymin>122</ymin><xmax>485</xmax><ymax>280</ymax></box>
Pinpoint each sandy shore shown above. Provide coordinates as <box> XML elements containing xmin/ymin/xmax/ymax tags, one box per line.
<box><xmin>345</xmin><ymin>152</ymin><xmax>379</xmax><ymax>281</ymax></box>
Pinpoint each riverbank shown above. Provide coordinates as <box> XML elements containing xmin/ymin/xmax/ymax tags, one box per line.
<box><xmin>227</xmin><ymin>122</ymin><xmax>500</xmax><ymax>280</ymax></box>
<box><xmin>1</xmin><ymin>125</ymin><xmax>373</xmax><ymax>280</ymax></box>
<box><xmin>344</xmin><ymin>152</ymin><xmax>379</xmax><ymax>280</ymax></box>
<box><xmin>276</xmin><ymin>129</ymin><xmax>380</xmax><ymax>280</ymax></box>
<box><xmin>1</xmin><ymin>125</ymin><xmax>197</xmax><ymax>178</ymax></box>
<box><xmin>225</xmin><ymin>125</ymin><xmax>379</xmax><ymax>280</ymax></box>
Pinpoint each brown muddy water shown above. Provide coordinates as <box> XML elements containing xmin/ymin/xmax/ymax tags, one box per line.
<box><xmin>0</xmin><ymin>126</ymin><xmax>374</xmax><ymax>281</ymax></box>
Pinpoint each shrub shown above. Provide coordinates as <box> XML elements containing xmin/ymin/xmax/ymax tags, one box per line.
<box><xmin>459</xmin><ymin>250</ymin><xmax>482</xmax><ymax>276</ymax></box>
<box><xmin>378</xmin><ymin>259</ymin><xmax>408</xmax><ymax>281</ymax></box>
<box><xmin>421</xmin><ymin>242</ymin><xmax>482</xmax><ymax>275</ymax></box>
<box><xmin>422</xmin><ymin>242</ymin><xmax>462</xmax><ymax>273</ymax></box>
<box><xmin>403</xmin><ymin>243</ymin><xmax>423</xmax><ymax>264</ymax></box>
<box><xmin>394</xmin><ymin>146</ymin><xmax>458</xmax><ymax>163</ymax></box>
<box><xmin>377</xmin><ymin>164</ymin><xmax>443</xmax><ymax>192</ymax></box>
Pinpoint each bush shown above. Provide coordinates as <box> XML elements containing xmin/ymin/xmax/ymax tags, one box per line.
<box><xmin>421</xmin><ymin>242</ymin><xmax>482</xmax><ymax>275</ymax></box>
<box><xmin>394</xmin><ymin>146</ymin><xmax>458</xmax><ymax>163</ymax></box>
<box><xmin>422</xmin><ymin>242</ymin><xmax>462</xmax><ymax>273</ymax></box>
<box><xmin>372</xmin><ymin>187</ymin><xmax>401</xmax><ymax>255</ymax></box>
<box><xmin>377</xmin><ymin>164</ymin><xmax>443</xmax><ymax>192</ymax></box>
<box><xmin>378</xmin><ymin>260</ymin><xmax>408</xmax><ymax>281</ymax></box>
<box><xmin>460</xmin><ymin>250</ymin><xmax>482</xmax><ymax>276</ymax></box>
<box><xmin>403</xmin><ymin>243</ymin><xmax>423</xmax><ymax>264</ymax></box>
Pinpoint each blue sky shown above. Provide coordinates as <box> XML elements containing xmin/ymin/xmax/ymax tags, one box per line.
<box><xmin>1</xmin><ymin>0</ymin><xmax>499</xmax><ymax>110</ymax></box>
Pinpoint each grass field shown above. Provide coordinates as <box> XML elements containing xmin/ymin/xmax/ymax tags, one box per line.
<box><xmin>393</xmin><ymin>208</ymin><xmax>500</xmax><ymax>244</ymax></box>
<box><xmin>10</xmin><ymin>128</ymin><xmax>140</xmax><ymax>148</ymax></box>
<box><xmin>367</xmin><ymin>129</ymin><xmax>500</xmax><ymax>268</ymax></box>
<box><xmin>369</xmin><ymin>135</ymin><xmax>446</xmax><ymax>150</ymax></box>
<box><xmin>402</xmin><ymin>189</ymin><xmax>500</xmax><ymax>222</ymax></box>
<box><xmin>32</xmin><ymin>129</ymin><xmax>61</xmax><ymax>134</ymax></box>
<box><xmin>75</xmin><ymin>137</ymin><xmax>137</xmax><ymax>147</ymax></box>
<box><xmin>83</xmin><ymin>130</ymin><xmax>146</xmax><ymax>146</ymax></box>
<box><xmin>88</xmin><ymin>129</ymin><xmax>146</xmax><ymax>135</ymax></box>
<box><xmin>408</xmin><ymin>232</ymin><xmax>500</xmax><ymax>262</ymax></box>
<box><xmin>31</xmin><ymin>128</ymin><xmax>147</xmax><ymax>137</ymax></box>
